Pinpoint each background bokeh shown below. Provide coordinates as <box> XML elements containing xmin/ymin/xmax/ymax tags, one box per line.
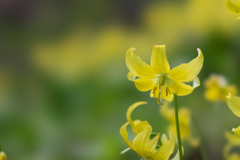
<box><xmin>1</xmin><ymin>0</ymin><xmax>240</xmax><ymax>159</ymax></box>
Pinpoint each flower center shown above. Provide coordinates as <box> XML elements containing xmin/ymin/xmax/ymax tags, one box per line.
<box><xmin>152</xmin><ymin>74</ymin><xmax>171</xmax><ymax>104</ymax></box>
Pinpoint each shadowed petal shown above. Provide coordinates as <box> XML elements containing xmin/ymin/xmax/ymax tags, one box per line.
<box><xmin>152</xmin><ymin>134</ymin><xmax>175</xmax><ymax>160</ymax></box>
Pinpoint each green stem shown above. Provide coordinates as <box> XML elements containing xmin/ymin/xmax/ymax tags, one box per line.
<box><xmin>192</xmin><ymin>116</ymin><xmax>208</xmax><ymax>160</ymax></box>
<box><xmin>174</xmin><ymin>94</ymin><xmax>183</xmax><ymax>160</ymax></box>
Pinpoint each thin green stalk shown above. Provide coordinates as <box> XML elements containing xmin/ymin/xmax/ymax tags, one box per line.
<box><xmin>174</xmin><ymin>94</ymin><xmax>183</xmax><ymax>160</ymax></box>
<box><xmin>192</xmin><ymin>116</ymin><xmax>208</xmax><ymax>160</ymax></box>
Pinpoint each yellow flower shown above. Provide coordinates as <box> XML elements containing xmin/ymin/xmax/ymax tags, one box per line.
<box><xmin>126</xmin><ymin>45</ymin><xmax>203</xmax><ymax>104</ymax></box>
<box><xmin>225</xmin><ymin>0</ymin><xmax>240</xmax><ymax>19</ymax></box>
<box><xmin>0</xmin><ymin>152</ymin><xmax>6</xmax><ymax>160</ymax></box>
<box><xmin>120</xmin><ymin>123</ymin><xmax>175</xmax><ymax>160</ymax></box>
<box><xmin>120</xmin><ymin>102</ymin><xmax>177</xmax><ymax>159</ymax></box>
<box><xmin>224</xmin><ymin>132</ymin><xmax>240</xmax><ymax>160</ymax></box>
<box><xmin>204</xmin><ymin>75</ymin><xmax>237</xmax><ymax>101</ymax></box>
<box><xmin>160</xmin><ymin>104</ymin><xmax>199</xmax><ymax>147</ymax></box>
<box><xmin>226</xmin><ymin>93</ymin><xmax>240</xmax><ymax>138</ymax></box>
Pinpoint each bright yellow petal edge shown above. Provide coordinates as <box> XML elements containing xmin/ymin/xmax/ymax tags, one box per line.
<box><xmin>169</xmin><ymin>48</ymin><xmax>204</xmax><ymax>83</ymax></box>
<box><xmin>226</xmin><ymin>93</ymin><xmax>240</xmax><ymax>117</ymax></box>
<box><xmin>126</xmin><ymin>101</ymin><xmax>148</xmax><ymax>134</ymax></box>
<box><xmin>0</xmin><ymin>152</ymin><xmax>6</xmax><ymax>160</ymax></box>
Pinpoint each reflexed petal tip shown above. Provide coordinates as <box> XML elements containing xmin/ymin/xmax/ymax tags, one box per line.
<box><xmin>226</xmin><ymin>93</ymin><xmax>240</xmax><ymax>118</ymax></box>
<box><xmin>232</xmin><ymin>126</ymin><xmax>240</xmax><ymax>139</ymax></box>
<box><xmin>126</xmin><ymin>47</ymin><xmax>156</xmax><ymax>78</ymax></box>
<box><xmin>127</xmin><ymin>102</ymin><xmax>148</xmax><ymax>134</ymax></box>
<box><xmin>169</xmin><ymin>48</ymin><xmax>204</xmax><ymax>83</ymax></box>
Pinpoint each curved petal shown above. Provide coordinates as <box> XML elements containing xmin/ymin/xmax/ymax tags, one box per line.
<box><xmin>167</xmin><ymin>80</ymin><xmax>194</xmax><ymax>96</ymax></box>
<box><xmin>149</xmin><ymin>133</ymin><xmax>160</xmax><ymax>153</ymax></box>
<box><xmin>132</xmin><ymin>124</ymin><xmax>152</xmax><ymax>157</ymax></box>
<box><xmin>151</xmin><ymin>45</ymin><xmax>170</xmax><ymax>73</ymax></box>
<box><xmin>169</xmin><ymin>48</ymin><xmax>204</xmax><ymax>82</ymax></box>
<box><xmin>127</xmin><ymin>102</ymin><xmax>148</xmax><ymax>134</ymax></box>
<box><xmin>120</xmin><ymin>122</ymin><xmax>135</xmax><ymax>150</ymax></box>
<box><xmin>152</xmin><ymin>134</ymin><xmax>175</xmax><ymax>160</ymax></box>
<box><xmin>126</xmin><ymin>48</ymin><xmax>156</xmax><ymax>78</ymax></box>
<box><xmin>225</xmin><ymin>0</ymin><xmax>240</xmax><ymax>14</ymax></box>
<box><xmin>133</xmin><ymin>78</ymin><xmax>155</xmax><ymax>91</ymax></box>
<box><xmin>133</xmin><ymin>120</ymin><xmax>149</xmax><ymax>135</ymax></box>
<box><xmin>226</xmin><ymin>93</ymin><xmax>240</xmax><ymax>118</ymax></box>
<box><xmin>232</xmin><ymin>126</ymin><xmax>240</xmax><ymax>139</ymax></box>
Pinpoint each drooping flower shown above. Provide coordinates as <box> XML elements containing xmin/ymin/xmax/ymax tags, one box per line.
<box><xmin>226</xmin><ymin>93</ymin><xmax>240</xmax><ymax>138</ymax></box>
<box><xmin>160</xmin><ymin>104</ymin><xmax>199</xmax><ymax>147</ymax></box>
<box><xmin>225</xmin><ymin>0</ymin><xmax>240</xmax><ymax>19</ymax></box>
<box><xmin>0</xmin><ymin>152</ymin><xmax>6</xmax><ymax>160</ymax></box>
<box><xmin>224</xmin><ymin>132</ymin><xmax>240</xmax><ymax>160</ymax></box>
<box><xmin>204</xmin><ymin>74</ymin><xmax>237</xmax><ymax>102</ymax></box>
<box><xmin>120</xmin><ymin>102</ymin><xmax>177</xmax><ymax>159</ymax></box>
<box><xmin>120</xmin><ymin>122</ymin><xmax>175</xmax><ymax>160</ymax></box>
<box><xmin>126</xmin><ymin>45</ymin><xmax>203</xmax><ymax>104</ymax></box>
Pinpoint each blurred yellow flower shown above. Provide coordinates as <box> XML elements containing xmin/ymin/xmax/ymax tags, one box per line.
<box><xmin>224</xmin><ymin>132</ymin><xmax>240</xmax><ymax>160</ymax></box>
<box><xmin>120</xmin><ymin>122</ymin><xmax>175</xmax><ymax>160</ymax></box>
<box><xmin>204</xmin><ymin>75</ymin><xmax>237</xmax><ymax>101</ymax></box>
<box><xmin>0</xmin><ymin>152</ymin><xmax>6</xmax><ymax>160</ymax></box>
<box><xmin>126</xmin><ymin>45</ymin><xmax>203</xmax><ymax>104</ymax></box>
<box><xmin>160</xmin><ymin>104</ymin><xmax>199</xmax><ymax>147</ymax></box>
<box><xmin>225</xmin><ymin>0</ymin><xmax>240</xmax><ymax>19</ymax></box>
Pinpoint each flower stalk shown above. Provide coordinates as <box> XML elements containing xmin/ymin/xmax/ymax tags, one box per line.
<box><xmin>174</xmin><ymin>94</ymin><xmax>183</xmax><ymax>160</ymax></box>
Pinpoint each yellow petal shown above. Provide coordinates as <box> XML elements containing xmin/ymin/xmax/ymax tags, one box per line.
<box><xmin>120</xmin><ymin>122</ymin><xmax>135</xmax><ymax>151</ymax></box>
<box><xmin>127</xmin><ymin>72</ymin><xmax>136</xmax><ymax>81</ymax></box>
<box><xmin>126</xmin><ymin>48</ymin><xmax>156</xmax><ymax>78</ymax></box>
<box><xmin>225</xmin><ymin>0</ymin><xmax>240</xmax><ymax>14</ymax></box>
<box><xmin>232</xmin><ymin>126</ymin><xmax>240</xmax><ymax>139</ymax></box>
<box><xmin>149</xmin><ymin>133</ymin><xmax>160</xmax><ymax>153</ymax></box>
<box><xmin>151</xmin><ymin>45</ymin><xmax>170</xmax><ymax>73</ymax></box>
<box><xmin>226</xmin><ymin>93</ymin><xmax>240</xmax><ymax>117</ymax></box>
<box><xmin>0</xmin><ymin>152</ymin><xmax>6</xmax><ymax>160</ymax></box>
<box><xmin>133</xmin><ymin>78</ymin><xmax>155</xmax><ymax>91</ymax></box>
<box><xmin>152</xmin><ymin>134</ymin><xmax>175</xmax><ymax>160</ymax></box>
<box><xmin>169</xmin><ymin>48</ymin><xmax>204</xmax><ymax>82</ymax></box>
<box><xmin>127</xmin><ymin>102</ymin><xmax>148</xmax><ymax>134</ymax></box>
<box><xmin>132</xmin><ymin>124</ymin><xmax>152</xmax><ymax>157</ymax></box>
<box><xmin>167</xmin><ymin>80</ymin><xmax>194</xmax><ymax>96</ymax></box>
<box><xmin>133</xmin><ymin>120</ymin><xmax>149</xmax><ymax>135</ymax></box>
